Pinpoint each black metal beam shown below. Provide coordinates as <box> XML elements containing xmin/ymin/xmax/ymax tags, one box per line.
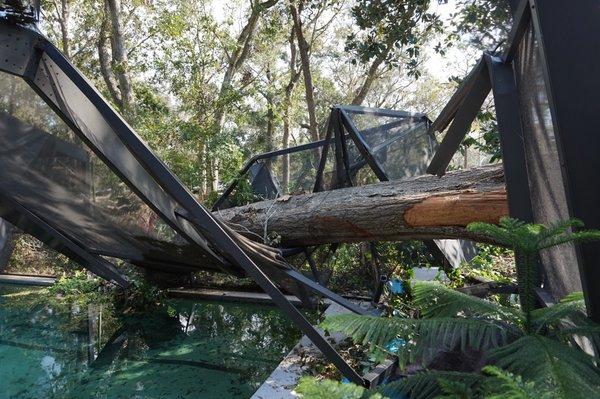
<box><xmin>336</xmin><ymin>109</ymin><xmax>354</xmax><ymax>187</ymax></box>
<box><xmin>339</xmin><ymin>109</ymin><xmax>388</xmax><ymax>181</ymax></box>
<box><xmin>429</xmin><ymin>58</ymin><xmax>486</xmax><ymax>135</ymax></box>
<box><xmin>284</xmin><ymin>269</ymin><xmax>368</xmax><ymax>316</ymax></box>
<box><xmin>337</xmin><ymin>104</ymin><xmax>426</xmax><ymax>119</ymax></box>
<box><xmin>313</xmin><ymin>113</ymin><xmax>335</xmax><ymax>193</ymax></box>
<box><xmin>34</xmin><ymin>41</ymin><xmax>243</xmax><ymax>276</ymax></box>
<box><xmin>333</xmin><ymin>109</ymin><xmax>351</xmax><ymax>187</ymax></box>
<box><xmin>212</xmin><ymin>138</ymin><xmax>327</xmax><ymax>211</ymax></box>
<box><xmin>530</xmin><ymin>0</ymin><xmax>600</xmax><ymax>322</ymax></box>
<box><xmin>501</xmin><ymin>0</ymin><xmax>531</xmax><ymax>63</ymax></box>
<box><xmin>427</xmin><ymin>62</ymin><xmax>491</xmax><ymax>176</ymax></box>
<box><xmin>0</xmin><ymin>194</ymin><xmax>129</xmax><ymax>286</ymax></box>
<box><xmin>33</xmin><ymin>42</ymin><xmax>367</xmax><ymax>382</ymax></box>
<box><xmin>485</xmin><ymin>54</ymin><xmax>534</xmax><ymax>223</ymax></box>
<box><xmin>173</xmin><ymin>211</ymin><xmax>367</xmax><ymax>385</ymax></box>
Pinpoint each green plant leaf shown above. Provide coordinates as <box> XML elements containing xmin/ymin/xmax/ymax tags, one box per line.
<box><xmin>295</xmin><ymin>377</ymin><xmax>385</xmax><ymax>399</ymax></box>
<box><xmin>321</xmin><ymin>314</ymin><xmax>513</xmax><ymax>366</ymax></box>
<box><xmin>378</xmin><ymin>371</ymin><xmax>483</xmax><ymax>399</ymax></box>
<box><xmin>488</xmin><ymin>335</ymin><xmax>600</xmax><ymax>399</ymax></box>
<box><xmin>412</xmin><ymin>281</ymin><xmax>522</xmax><ymax>324</ymax></box>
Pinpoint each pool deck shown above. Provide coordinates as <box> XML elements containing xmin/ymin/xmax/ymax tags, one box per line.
<box><xmin>0</xmin><ymin>274</ymin><xmax>56</xmax><ymax>286</ymax></box>
<box><xmin>251</xmin><ymin>300</ymin><xmax>374</xmax><ymax>399</ymax></box>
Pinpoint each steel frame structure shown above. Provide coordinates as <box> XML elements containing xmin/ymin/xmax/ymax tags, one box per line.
<box><xmin>0</xmin><ymin>0</ymin><xmax>597</xmax><ymax>386</ymax></box>
<box><xmin>213</xmin><ymin>104</ymin><xmax>452</xmax><ymax>295</ymax></box>
<box><xmin>426</xmin><ymin>0</ymin><xmax>600</xmax><ymax>322</ymax></box>
<box><xmin>214</xmin><ymin>104</ymin><xmax>468</xmax><ymax>280</ymax></box>
<box><xmin>213</xmin><ymin>105</ymin><xmax>431</xmax><ymax>211</ymax></box>
<box><xmin>0</xmin><ymin>19</ymin><xmax>370</xmax><ymax>385</ymax></box>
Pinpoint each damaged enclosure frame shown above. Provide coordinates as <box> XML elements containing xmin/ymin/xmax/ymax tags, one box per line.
<box><xmin>427</xmin><ymin>0</ymin><xmax>600</xmax><ymax>323</ymax></box>
<box><xmin>213</xmin><ymin>105</ymin><xmax>434</xmax><ymax>211</ymax></box>
<box><xmin>0</xmin><ymin>0</ymin><xmax>598</xmax><ymax>386</ymax></box>
<box><xmin>0</xmin><ymin>19</ymin><xmax>370</xmax><ymax>385</ymax></box>
<box><xmin>212</xmin><ymin>104</ymin><xmax>459</xmax><ymax>298</ymax></box>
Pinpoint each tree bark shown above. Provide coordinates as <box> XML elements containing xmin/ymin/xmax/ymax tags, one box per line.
<box><xmin>52</xmin><ymin>0</ymin><xmax>71</xmax><ymax>60</ymax></box>
<box><xmin>105</xmin><ymin>0</ymin><xmax>134</xmax><ymax>114</ymax></box>
<box><xmin>282</xmin><ymin>29</ymin><xmax>301</xmax><ymax>190</ymax></box>
<box><xmin>215</xmin><ymin>164</ymin><xmax>508</xmax><ymax>246</ymax></box>
<box><xmin>350</xmin><ymin>45</ymin><xmax>390</xmax><ymax>106</ymax></box>
<box><xmin>290</xmin><ymin>1</ymin><xmax>320</xmax><ymax>145</ymax></box>
<box><xmin>98</xmin><ymin>8</ymin><xmax>123</xmax><ymax>110</ymax></box>
<box><xmin>208</xmin><ymin>0</ymin><xmax>279</xmax><ymax>193</ymax></box>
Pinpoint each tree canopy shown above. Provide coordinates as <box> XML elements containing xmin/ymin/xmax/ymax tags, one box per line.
<box><xmin>37</xmin><ymin>0</ymin><xmax>511</xmax><ymax>201</ymax></box>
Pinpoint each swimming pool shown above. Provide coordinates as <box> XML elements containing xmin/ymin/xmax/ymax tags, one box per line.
<box><xmin>0</xmin><ymin>284</ymin><xmax>302</xmax><ymax>398</ymax></box>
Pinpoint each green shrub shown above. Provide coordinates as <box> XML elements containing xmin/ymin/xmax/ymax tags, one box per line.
<box><xmin>313</xmin><ymin>218</ymin><xmax>600</xmax><ymax>399</ymax></box>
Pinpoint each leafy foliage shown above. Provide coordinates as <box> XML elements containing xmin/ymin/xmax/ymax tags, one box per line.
<box><xmin>346</xmin><ymin>0</ymin><xmax>442</xmax><ymax>77</ymax></box>
<box><xmin>296</xmin><ymin>376</ymin><xmax>386</xmax><ymax>399</ymax></box>
<box><xmin>318</xmin><ymin>219</ymin><xmax>600</xmax><ymax>399</ymax></box>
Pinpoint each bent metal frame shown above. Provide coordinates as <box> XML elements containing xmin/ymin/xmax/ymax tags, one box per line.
<box><xmin>1</xmin><ymin>0</ymin><xmax>599</xmax><ymax>385</ymax></box>
<box><xmin>0</xmin><ymin>15</ymin><xmax>370</xmax><ymax>385</ymax></box>
<box><xmin>426</xmin><ymin>0</ymin><xmax>600</xmax><ymax>324</ymax></box>
<box><xmin>211</xmin><ymin>105</ymin><xmax>461</xmax><ymax>293</ymax></box>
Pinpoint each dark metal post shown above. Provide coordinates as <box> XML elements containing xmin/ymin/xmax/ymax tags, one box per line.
<box><xmin>427</xmin><ymin>61</ymin><xmax>491</xmax><ymax>176</ymax></box>
<box><xmin>485</xmin><ymin>55</ymin><xmax>534</xmax><ymax>223</ymax></box>
<box><xmin>531</xmin><ymin>0</ymin><xmax>600</xmax><ymax>322</ymax></box>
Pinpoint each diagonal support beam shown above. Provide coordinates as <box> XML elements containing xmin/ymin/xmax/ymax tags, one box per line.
<box><xmin>284</xmin><ymin>269</ymin><xmax>368</xmax><ymax>316</ymax></box>
<box><xmin>0</xmin><ymin>193</ymin><xmax>129</xmax><ymax>287</ymax></box>
<box><xmin>427</xmin><ymin>60</ymin><xmax>492</xmax><ymax>176</ymax></box>
<box><xmin>173</xmin><ymin>211</ymin><xmax>367</xmax><ymax>386</ymax></box>
<box><xmin>485</xmin><ymin>54</ymin><xmax>533</xmax><ymax>222</ymax></box>
<box><xmin>339</xmin><ymin>108</ymin><xmax>388</xmax><ymax>181</ymax></box>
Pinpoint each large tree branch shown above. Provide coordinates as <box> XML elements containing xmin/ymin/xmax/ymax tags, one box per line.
<box><xmin>215</xmin><ymin>164</ymin><xmax>508</xmax><ymax>247</ymax></box>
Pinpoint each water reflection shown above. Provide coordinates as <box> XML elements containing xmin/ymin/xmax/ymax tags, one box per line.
<box><xmin>0</xmin><ymin>285</ymin><xmax>301</xmax><ymax>398</ymax></box>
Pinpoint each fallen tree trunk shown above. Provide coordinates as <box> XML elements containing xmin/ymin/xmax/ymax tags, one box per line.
<box><xmin>214</xmin><ymin>164</ymin><xmax>508</xmax><ymax>247</ymax></box>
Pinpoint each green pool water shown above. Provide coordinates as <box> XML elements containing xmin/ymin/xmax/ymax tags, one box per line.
<box><xmin>0</xmin><ymin>284</ymin><xmax>302</xmax><ymax>399</ymax></box>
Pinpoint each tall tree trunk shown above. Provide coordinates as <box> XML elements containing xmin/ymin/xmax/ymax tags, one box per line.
<box><xmin>216</xmin><ymin>164</ymin><xmax>507</xmax><ymax>247</ymax></box>
<box><xmin>282</xmin><ymin>30</ymin><xmax>301</xmax><ymax>190</ymax></box>
<box><xmin>98</xmin><ymin>8</ymin><xmax>123</xmax><ymax>110</ymax></box>
<box><xmin>290</xmin><ymin>1</ymin><xmax>320</xmax><ymax>147</ymax></box>
<box><xmin>207</xmin><ymin>0</ymin><xmax>279</xmax><ymax>193</ymax></box>
<box><xmin>53</xmin><ymin>0</ymin><xmax>71</xmax><ymax>59</ymax></box>
<box><xmin>105</xmin><ymin>0</ymin><xmax>134</xmax><ymax>114</ymax></box>
<box><xmin>350</xmin><ymin>48</ymin><xmax>389</xmax><ymax>106</ymax></box>
<box><xmin>265</xmin><ymin>67</ymin><xmax>275</xmax><ymax>153</ymax></box>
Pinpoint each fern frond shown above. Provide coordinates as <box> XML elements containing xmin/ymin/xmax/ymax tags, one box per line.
<box><xmin>410</xmin><ymin>318</ymin><xmax>516</xmax><ymax>365</ymax></box>
<box><xmin>321</xmin><ymin>314</ymin><xmax>513</xmax><ymax>367</ymax></box>
<box><xmin>561</xmin><ymin>291</ymin><xmax>584</xmax><ymax>302</ymax></box>
<box><xmin>531</xmin><ymin>297</ymin><xmax>587</xmax><ymax>331</ymax></box>
<box><xmin>467</xmin><ymin>220</ymin><xmax>516</xmax><ymax>247</ymax></box>
<box><xmin>320</xmin><ymin>314</ymin><xmax>411</xmax><ymax>350</ymax></box>
<box><xmin>378</xmin><ymin>371</ymin><xmax>483</xmax><ymax>399</ymax></box>
<box><xmin>554</xmin><ymin>325</ymin><xmax>600</xmax><ymax>338</ymax></box>
<box><xmin>538</xmin><ymin>230</ymin><xmax>600</xmax><ymax>250</ymax></box>
<box><xmin>534</xmin><ymin>218</ymin><xmax>584</xmax><ymax>243</ymax></box>
<box><xmin>481</xmin><ymin>366</ymin><xmax>555</xmax><ymax>399</ymax></box>
<box><xmin>412</xmin><ymin>281</ymin><xmax>522</xmax><ymax>324</ymax></box>
<box><xmin>488</xmin><ymin>335</ymin><xmax>600</xmax><ymax>399</ymax></box>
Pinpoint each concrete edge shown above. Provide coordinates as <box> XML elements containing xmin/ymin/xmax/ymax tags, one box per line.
<box><xmin>251</xmin><ymin>300</ymin><xmax>373</xmax><ymax>399</ymax></box>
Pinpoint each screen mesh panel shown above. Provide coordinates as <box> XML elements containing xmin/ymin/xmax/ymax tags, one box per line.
<box><xmin>0</xmin><ymin>74</ymin><xmax>218</xmax><ymax>272</ymax></box>
<box><xmin>275</xmin><ymin>149</ymin><xmax>321</xmax><ymax>195</ymax></box>
<box><xmin>344</xmin><ymin>111</ymin><xmax>436</xmax><ymax>182</ymax></box>
<box><xmin>515</xmin><ymin>24</ymin><xmax>581</xmax><ymax>296</ymax></box>
<box><xmin>218</xmin><ymin>143</ymin><xmax>326</xmax><ymax>209</ymax></box>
